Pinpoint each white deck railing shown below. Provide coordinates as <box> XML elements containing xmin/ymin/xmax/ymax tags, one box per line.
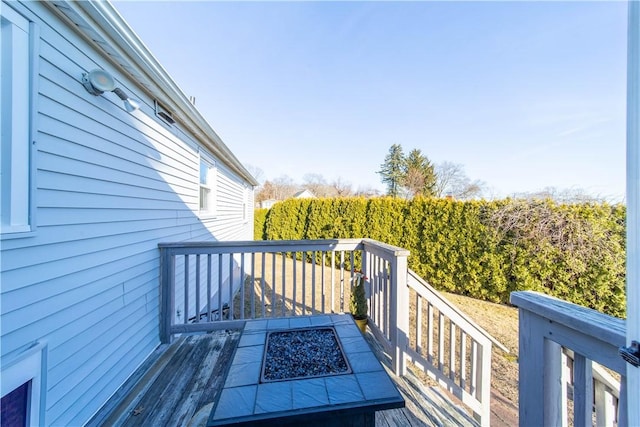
<box><xmin>407</xmin><ymin>271</ymin><xmax>506</xmax><ymax>426</ymax></box>
<box><xmin>158</xmin><ymin>238</ymin><xmax>497</xmax><ymax>426</ymax></box>
<box><xmin>511</xmin><ymin>291</ymin><xmax>627</xmax><ymax>427</ymax></box>
<box><xmin>158</xmin><ymin>239</ymin><xmax>369</xmax><ymax>341</ymax></box>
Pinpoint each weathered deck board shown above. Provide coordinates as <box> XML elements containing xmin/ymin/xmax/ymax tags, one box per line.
<box><xmin>90</xmin><ymin>326</ymin><xmax>483</xmax><ymax>427</ymax></box>
<box><xmin>134</xmin><ymin>331</ymin><xmax>240</xmax><ymax>426</ymax></box>
<box><xmin>88</xmin><ymin>330</ymin><xmax>241</xmax><ymax>427</ymax></box>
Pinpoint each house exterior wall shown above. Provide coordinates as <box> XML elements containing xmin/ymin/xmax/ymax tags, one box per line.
<box><xmin>0</xmin><ymin>1</ymin><xmax>254</xmax><ymax>425</ymax></box>
<box><xmin>293</xmin><ymin>189</ymin><xmax>315</xmax><ymax>199</ymax></box>
<box><xmin>260</xmin><ymin>199</ymin><xmax>277</xmax><ymax>209</ymax></box>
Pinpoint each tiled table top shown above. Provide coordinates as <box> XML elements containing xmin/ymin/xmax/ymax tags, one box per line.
<box><xmin>207</xmin><ymin>314</ymin><xmax>404</xmax><ymax>426</ymax></box>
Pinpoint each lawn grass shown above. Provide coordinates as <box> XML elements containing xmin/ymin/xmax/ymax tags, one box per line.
<box><xmin>442</xmin><ymin>292</ymin><xmax>519</xmax><ymax>413</ymax></box>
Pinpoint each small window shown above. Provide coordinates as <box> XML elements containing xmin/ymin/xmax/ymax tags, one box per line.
<box><xmin>1</xmin><ymin>5</ymin><xmax>33</xmax><ymax>234</ymax></box>
<box><xmin>199</xmin><ymin>156</ymin><xmax>216</xmax><ymax>216</ymax></box>
<box><xmin>242</xmin><ymin>186</ymin><xmax>249</xmax><ymax>223</ymax></box>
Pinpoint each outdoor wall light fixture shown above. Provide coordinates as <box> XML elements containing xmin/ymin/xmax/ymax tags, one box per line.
<box><xmin>82</xmin><ymin>69</ymin><xmax>140</xmax><ymax>112</ymax></box>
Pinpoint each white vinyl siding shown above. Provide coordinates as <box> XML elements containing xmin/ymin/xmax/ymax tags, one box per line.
<box><xmin>1</xmin><ymin>4</ymin><xmax>34</xmax><ymax>234</ymax></box>
<box><xmin>0</xmin><ymin>2</ymin><xmax>254</xmax><ymax>425</ymax></box>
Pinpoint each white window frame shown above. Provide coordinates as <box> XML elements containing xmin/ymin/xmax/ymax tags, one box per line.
<box><xmin>242</xmin><ymin>185</ymin><xmax>247</xmax><ymax>223</ymax></box>
<box><xmin>1</xmin><ymin>343</ymin><xmax>47</xmax><ymax>426</ymax></box>
<box><xmin>199</xmin><ymin>153</ymin><xmax>217</xmax><ymax>217</ymax></box>
<box><xmin>242</xmin><ymin>185</ymin><xmax>252</xmax><ymax>224</ymax></box>
<box><xmin>1</xmin><ymin>3</ymin><xmax>37</xmax><ymax>236</ymax></box>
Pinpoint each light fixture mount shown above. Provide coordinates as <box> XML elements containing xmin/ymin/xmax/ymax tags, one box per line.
<box><xmin>82</xmin><ymin>69</ymin><xmax>116</xmax><ymax>95</ymax></box>
<box><xmin>81</xmin><ymin>69</ymin><xmax>140</xmax><ymax>113</ymax></box>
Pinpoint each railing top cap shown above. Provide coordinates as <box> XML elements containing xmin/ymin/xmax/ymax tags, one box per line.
<box><xmin>158</xmin><ymin>238</ymin><xmax>362</xmax><ymax>248</ymax></box>
<box><xmin>361</xmin><ymin>238</ymin><xmax>410</xmax><ymax>256</ymax></box>
<box><xmin>158</xmin><ymin>238</ymin><xmax>410</xmax><ymax>256</ymax></box>
<box><xmin>510</xmin><ymin>291</ymin><xmax>625</xmax><ymax>345</ymax></box>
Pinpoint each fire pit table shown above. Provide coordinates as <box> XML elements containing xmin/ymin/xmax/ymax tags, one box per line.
<box><xmin>207</xmin><ymin>314</ymin><xmax>405</xmax><ymax>427</ymax></box>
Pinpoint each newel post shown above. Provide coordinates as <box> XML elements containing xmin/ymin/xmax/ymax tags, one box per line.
<box><xmin>511</xmin><ymin>292</ymin><xmax>546</xmax><ymax>427</ymax></box>
<box><xmin>159</xmin><ymin>246</ymin><xmax>175</xmax><ymax>344</ymax></box>
<box><xmin>361</xmin><ymin>245</ymin><xmax>369</xmax><ymax>311</ymax></box>
<box><xmin>390</xmin><ymin>251</ymin><xmax>409</xmax><ymax>376</ymax></box>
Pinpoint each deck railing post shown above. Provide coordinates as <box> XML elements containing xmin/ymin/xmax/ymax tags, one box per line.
<box><xmin>159</xmin><ymin>247</ymin><xmax>175</xmax><ymax>344</ymax></box>
<box><xmin>361</xmin><ymin>246</ymin><xmax>368</xmax><ymax>309</ymax></box>
<box><xmin>517</xmin><ymin>308</ymin><xmax>546</xmax><ymax>427</ymax></box>
<box><xmin>390</xmin><ymin>252</ymin><xmax>409</xmax><ymax>376</ymax></box>
<box><xmin>512</xmin><ymin>291</ymin><xmax>627</xmax><ymax>427</ymax></box>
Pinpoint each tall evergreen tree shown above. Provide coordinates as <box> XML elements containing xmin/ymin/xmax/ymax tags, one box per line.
<box><xmin>404</xmin><ymin>149</ymin><xmax>436</xmax><ymax>197</ymax></box>
<box><xmin>378</xmin><ymin>144</ymin><xmax>405</xmax><ymax>197</ymax></box>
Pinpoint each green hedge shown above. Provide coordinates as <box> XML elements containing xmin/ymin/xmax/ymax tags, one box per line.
<box><xmin>255</xmin><ymin>198</ymin><xmax>626</xmax><ymax>317</ymax></box>
<box><xmin>254</xmin><ymin>208</ymin><xmax>269</xmax><ymax>240</ymax></box>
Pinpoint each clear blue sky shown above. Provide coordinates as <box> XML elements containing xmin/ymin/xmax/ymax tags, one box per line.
<box><xmin>113</xmin><ymin>1</ymin><xmax>628</xmax><ymax>200</ymax></box>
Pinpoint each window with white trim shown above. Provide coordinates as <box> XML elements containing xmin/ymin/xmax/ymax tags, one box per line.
<box><xmin>199</xmin><ymin>155</ymin><xmax>216</xmax><ymax>216</ymax></box>
<box><xmin>1</xmin><ymin>344</ymin><xmax>46</xmax><ymax>426</ymax></box>
<box><xmin>242</xmin><ymin>185</ymin><xmax>251</xmax><ymax>223</ymax></box>
<box><xmin>1</xmin><ymin>5</ymin><xmax>33</xmax><ymax>234</ymax></box>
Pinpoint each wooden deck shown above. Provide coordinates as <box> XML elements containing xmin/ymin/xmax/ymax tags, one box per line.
<box><xmin>88</xmin><ymin>325</ymin><xmax>482</xmax><ymax>427</ymax></box>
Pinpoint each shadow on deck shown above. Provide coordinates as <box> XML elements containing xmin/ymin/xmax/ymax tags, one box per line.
<box><xmin>88</xmin><ymin>322</ymin><xmax>482</xmax><ymax>427</ymax></box>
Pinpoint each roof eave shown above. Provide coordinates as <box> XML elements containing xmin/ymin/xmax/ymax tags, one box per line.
<box><xmin>45</xmin><ymin>0</ymin><xmax>259</xmax><ymax>187</ymax></box>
